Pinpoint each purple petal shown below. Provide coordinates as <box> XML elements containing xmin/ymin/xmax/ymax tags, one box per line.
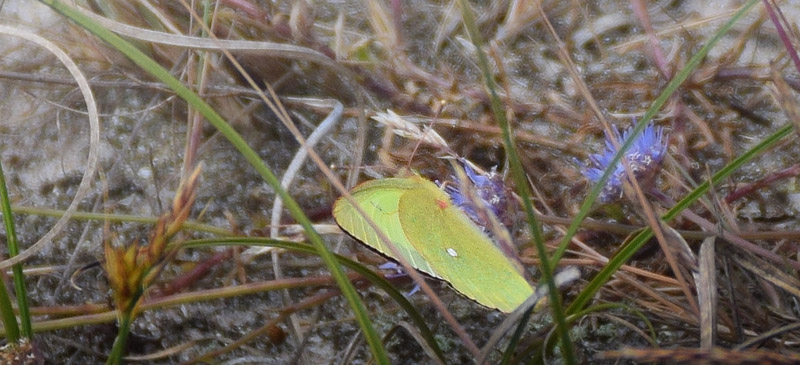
<box><xmin>580</xmin><ymin>121</ymin><xmax>668</xmax><ymax>203</ymax></box>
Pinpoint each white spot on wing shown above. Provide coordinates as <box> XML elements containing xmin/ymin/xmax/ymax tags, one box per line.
<box><xmin>446</xmin><ymin>248</ymin><xmax>458</xmax><ymax>257</ymax></box>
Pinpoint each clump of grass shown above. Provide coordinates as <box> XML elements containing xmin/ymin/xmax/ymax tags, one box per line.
<box><xmin>103</xmin><ymin>166</ymin><xmax>200</xmax><ymax>364</ymax></box>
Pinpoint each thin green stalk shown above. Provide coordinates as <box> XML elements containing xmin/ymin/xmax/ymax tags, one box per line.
<box><xmin>500</xmin><ymin>306</ymin><xmax>534</xmax><ymax>364</ymax></box>
<box><xmin>106</xmin><ymin>305</ymin><xmax>134</xmax><ymax>365</ymax></box>
<box><xmin>11</xmin><ymin>205</ymin><xmax>232</xmax><ymax>236</ymax></box>
<box><xmin>39</xmin><ymin>1</ymin><xmax>387</xmax><ymax>362</ymax></box>
<box><xmin>0</xmin><ymin>160</ymin><xmax>31</xmax><ymax>338</ymax></box>
<box><xmin>457</xmin><ymin>1</ymin><xmax>574</xmax><ymax>363</ymax></box>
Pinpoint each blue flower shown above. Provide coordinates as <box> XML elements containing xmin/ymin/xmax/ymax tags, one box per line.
<box><xmin>441</xmin><ymin>161</ymin><xmax>510</xmax><ymax>228</ymax></box>
<box><xmin>581</xmin><ymin>122</ymin><xmax>668</xmax><ymax>202</ymax></box>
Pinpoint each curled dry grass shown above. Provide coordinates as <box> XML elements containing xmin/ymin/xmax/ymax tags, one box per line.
<box><xmin>2</xmin><ymin>0</ymin><xmax>800</xmax><ymax>362</ymax></box>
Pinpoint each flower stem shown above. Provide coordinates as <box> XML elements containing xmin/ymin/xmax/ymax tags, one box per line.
<box><xmin>106</xmin><ymin>305</ymin><xmax>135</xmax><ymax>365</ymax></box>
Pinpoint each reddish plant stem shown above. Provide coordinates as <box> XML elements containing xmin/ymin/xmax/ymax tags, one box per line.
<box><xmin>715</xmin><ymin>68</ymin><xmax>800</xmax><ymax>93</ymax></box>
<box><xmin>630</xmin><ymin>0</ymin><xmax>670</xmax><ymax>78</ymax></box>
<box><xmin>762</xmin><ymin>0</ymin><xmax>800</xmax><ymax>74</ymax></box>
<box><xmin>151</xmin><ymin>250</ymin><xmax>233</xmax><ymax>298</ymax></box>
<box><xmin>724</xmin><ymin>164</ymin><xmax>800</xmax><ymax>204</ymax></box>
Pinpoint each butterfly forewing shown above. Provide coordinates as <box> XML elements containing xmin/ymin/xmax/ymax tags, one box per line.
<box><xmin>333</xmin><ymin>178</ymin><xmax>441</xmax><ymax>278</ymax></box>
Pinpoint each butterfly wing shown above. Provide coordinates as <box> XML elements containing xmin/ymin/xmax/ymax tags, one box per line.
<box><xmin>399</xmin><ymin>176</ymin><xmax>534</xmax><ymax>313</ymax></box>
<box><xmin>333</xmin><ymin>178</ymin><xmax>441</xmax><ymax>278</ymax></box>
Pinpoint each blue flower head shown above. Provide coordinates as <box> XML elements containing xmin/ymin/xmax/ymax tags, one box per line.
<box><xmin>441</xmin><ymin>161</ymin><xmax>510</xmax><ymax>228</ymax></box>
<box><xmin>581</xmin><ymin>122</ymin><xmax>668</xmax><ymax>202</ymax></box>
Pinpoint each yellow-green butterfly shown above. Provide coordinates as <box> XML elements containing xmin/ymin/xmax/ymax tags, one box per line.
<box><xmin>333</xmin><ymin>174</ymin><xmax>534</xmax><ymax>313</ymax></box>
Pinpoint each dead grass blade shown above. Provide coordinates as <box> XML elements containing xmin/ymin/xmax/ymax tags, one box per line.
<box><xmin>600</xmin><ymin>347</ymin><xmax>800</xmax><ymax>364</ymax></box>
<box><xmin>698</xmin><ymin>237</ymin><xmax>718</xmax><ymax>349</ymax></box>
<box><xmin>730</xmin><ymin>249</ymin><xmax>800</xmax><ymax>301</ymax></box>
<box><xmin>770</xmin><ymin>65</ymin><xmax>800</xmax><ymax>137</ymax></box>
<box><xmin>0</xmin><ymin>24</ymin><xmax>100</xmax><ymax>270</ymax></box>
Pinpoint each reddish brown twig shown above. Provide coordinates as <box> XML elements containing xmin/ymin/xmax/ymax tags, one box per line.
<box><xmin>151</xmin><ymin>250</ymin><xmax>233</xmax><ymax>298</ymax></box>
<box><xmin>724</xmin><ymin>164</ymin><xmax>800</xmax><ymax>204</ymax></box>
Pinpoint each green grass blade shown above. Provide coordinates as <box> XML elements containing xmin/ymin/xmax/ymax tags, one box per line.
<box><xmin>0</xmin><ymin>159</ymin><xmax>30</xmax><ymax>339</ymax></box>
<box><xmin>38</xmin><ymin>1</ymin><xmax>388</xmax><ymax>363</ymax></box>
<box><xmin>0</xmin><ymin>270</ymin><xmax>19</xmax><ymax>342</ymax></box>
<box><xmin>500</xmin><ymin>306</ymin><xmax>534</xmax><ymax>364</ymax></box>
<box><xmin>105</xmin><ymin>309</ymin><xmax>133</xmax><ymax>365</ymax></box>
<box><xmin>457</xmin><ymin>1</ymin><xmax>575</xmax><ymax>362</ymax></box>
